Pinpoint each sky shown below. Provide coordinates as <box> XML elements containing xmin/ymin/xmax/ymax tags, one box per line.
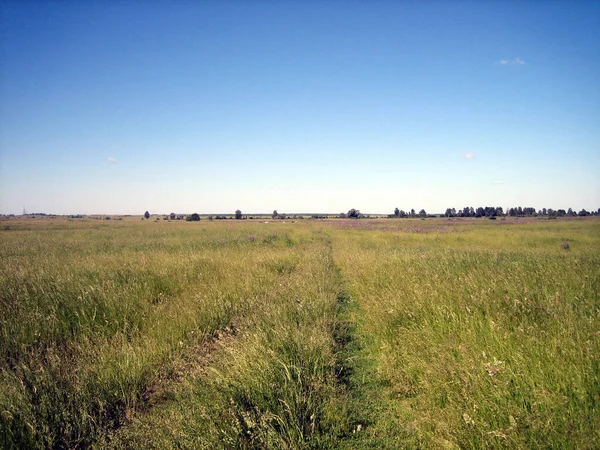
<box><xmin>1</xmin><ymin>1</ymin><xmax>599</xmax><ymax>215</ymax></box>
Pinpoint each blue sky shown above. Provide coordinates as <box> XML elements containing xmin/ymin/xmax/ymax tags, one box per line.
<box><xmin>1</xmin><ymin>1</ymin><xmax>599</xmax><ymax>215</ymax></box>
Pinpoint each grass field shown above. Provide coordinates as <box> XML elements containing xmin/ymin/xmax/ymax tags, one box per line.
<box><xmin>1</xmin><ymin>216</ymin><xmax>598</xmax><ymax>449</ymax></box>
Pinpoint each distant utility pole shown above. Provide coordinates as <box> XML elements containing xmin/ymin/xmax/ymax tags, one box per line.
<box><xmin>23</xmin><ymin>206</ymin><xmax>27</xmax><ymax>216</ymax></box>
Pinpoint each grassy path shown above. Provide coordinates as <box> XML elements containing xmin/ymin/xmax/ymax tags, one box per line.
<box><xmin>1</xmin><ymin>221</ymin><xmax>356</xmax><ymax>448</ymax></box>
<box><xmin>330</xmin><ymin>234</ymin><xmax>424</xmax><ymax>449</ymax></box>
<box><xmin>102</xmin><ymin>229</ymin><xmax>361</xmax><ymax>449</ymax></box>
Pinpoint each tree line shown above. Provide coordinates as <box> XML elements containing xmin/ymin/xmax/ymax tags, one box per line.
<box><xmin>141</xmin><ymin>206</ymin><xmax>600</xmax><ymax>222</ymax></box>
<box><xmin>443</xmin><ymin>206</ymin><xmax>597</xmax><ymax>218</ymax></box>
<box><xmin>390</xmin><ymin>206</ymin><xmax>599</xmax><ymax>218</ymax></box>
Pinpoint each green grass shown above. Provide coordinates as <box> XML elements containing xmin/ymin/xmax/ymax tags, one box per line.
<box><xmin>332</xmin><ymin>219</ymin><xmax>600</xmax><ymax>448</ymax></box>
<box><xmin>1</xmin><ymin>217</ymin><xmax>598</xmax><ymax>448</ymax></box>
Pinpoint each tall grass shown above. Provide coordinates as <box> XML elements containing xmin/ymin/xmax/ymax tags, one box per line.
<box><xmin>1</xmin><ymin>217</ymin><xmax>598</xmax><ymax>448</ymax></box>
<box><xmin>0</xmin><ymin>219</ymin><xmax>331</xmax><ymax>448</ymax></box>
<box><xmin>333</xmin><ymin>219</ymin><xmax>600</xmax><ymax>448</ymax></box>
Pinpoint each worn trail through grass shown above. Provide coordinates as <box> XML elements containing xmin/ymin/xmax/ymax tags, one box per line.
<box><xmin>103</xmin><ymin>229</ymin><xmax>365</xmax><ymax>449</ymax></box>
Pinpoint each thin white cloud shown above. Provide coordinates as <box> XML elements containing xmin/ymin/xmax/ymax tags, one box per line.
<box><xmin>498</xmin><ymin>58</ymin><xmax>525</xmax><ymax>65</ymax></box>
<box><xmin>463</xmin><ymin>153</ymin><xmax>476</xmax><ymax>159</ymax></box>
<box><xmin>107</xmin><ymin>157</ymin><xmax>118</xmax><ymax>164</ymax></box>
<box><xmin>492</xmin><ymin>180</ymin><xmax>505</xmax><ymax>185</ymax></box>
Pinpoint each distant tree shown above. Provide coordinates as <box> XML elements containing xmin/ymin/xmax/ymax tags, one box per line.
<box><xmin>186</xmin><ymin>213</ymin><xmax>200</xmax><ymax>221</ymax></box>
<box><xmin>556</xmin><ymin>209</ymin><xmax>566</xmax><ymax>217</ymax></box>
<box><xmin>445</xmin><ymin>208</ymin><xmax>453</xmax><ymax>217</ymax></box>
<box><xmin>567</xmin><ymin>208</ymin><xmax>575</xmax><ymax>216</ymax></box>
<box><xmin>394</xmin><ymin>207</ymin><xmax>400</xmax><ymax>217</ymax></box>
<box><xmin>410</xmin><ymin>209</ymin><xmax>416</xmax><ymax>218</ymax></box>
<box><xmin>542</xmin><ymin>208</ymin><xmax>547</xmax><ymax>216</ymax></box>
<box><xmin>339</xmin><ymin>212</ymin><xmax>347</xmax><ymax>218</ymax></box>
<box><xmin>235</xmin><ymin>210</ymin><xmax>243</xmax><ymax>220</ymax></box>
<box><xmin>483</xmin><ymin>206</ymin><xmax>499</xmax><ymax>217</ymax></box>
<box><xmin>347</xmin><ymin>208</ymin><xmax>361</xmax><ymax>218</ymax></box>
<box><xmin>418</xmin><ymin>209</ymin><xmax>427</xmax><ymax>218</ymax></box>
<box><xmin>578</xmin><ymin>209</ymin><xmax>589</xmax><ymax>216</ymax></box>
<box><xmin>170</xmin><ymin>212</ymin><xmax>176</xmax><ymax>220</ymax></box>
<box><xmin>144</xmin><ymin>211</ymin><xmax>150</xmax><ymax>219</ymax></box>
<box><xmin>272</xmin><ymin>210</ymin><xmax>278</xmax><ymax>219</ymax></box>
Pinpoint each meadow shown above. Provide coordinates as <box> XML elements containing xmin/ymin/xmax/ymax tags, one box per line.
<box><xmin>0</xmin><ymin>216</ymin><xmax>598</xmax><ymax>449</ymax></box>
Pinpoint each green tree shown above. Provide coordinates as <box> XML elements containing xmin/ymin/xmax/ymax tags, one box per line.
<box><xmin>347</xmin><ymin>208</ymin><xmax>361</xmax><ymax>218</ymax></box>
<box><xmin>235</xmin><ymin>210</ymin><xmax>243</xmax><ymax>220</ymax></box>
<box><xmin>144</xmin><ymin>211</ymin><xmax>150</xmax><ymax>219</ymax></box>
<box><xmin>186</xmin><ymin>213</ymin><xmax>200</xmax><ymax>221</ymax></box>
